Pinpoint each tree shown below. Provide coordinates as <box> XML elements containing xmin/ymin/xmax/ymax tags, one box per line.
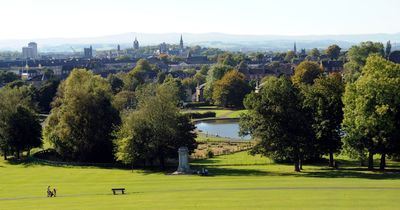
<box><xmin>0</xmin><ymin>85</ymin><xmax>39</xmax><ymax>159</ymax></box>
<box><xmin>107</xmin><ymin>74</ymin><xmax>124</xmax><ymax>94</ymax></box>
<box><xmin>0</xmin><ymin>71</ymin><xmax>19</xmax><ymax>85</ymax></box>
<box><xmin>5</xmin><ymin>106</ymin><xmax>42</xmax><ymax>158</ymax></box>
<box><xmin>385</xmin><ymin>40</ymin><xmax>392</xmax><ymax>58</ymax></box>
<box><xmin>240</xmin><ymin>76</ymin><xmax>315</xmax><ymax>172</ymax></box>
<box><xmin>204</xmin><ymin>64</ymin><xmax>233</xmax><ymax>101</ymax></box>
<box><xmin>292</xmin><ymin>61</ymin><xmax>323</xmax><ymax>86</ymax></box>
<box><xmin>342</xmin><ymin>56</ymin><xmax>400</xmax><ymax>170</ymax></box>
<box><xmin>43</xmin><ymin>69</ymin><xmax>120</xmax><ymax>162</ymax></box>
<box><xmin>344</xmin><ymin>42</ymin><xmax>384</xmax><ymax>83</ymax></box>
<box><xmin>163</xmin><ymin>76</ymin><xmax>188</xmax><ymax>102</ymax></box>
<box><xmin>308</xmin><ymin>48</ymin><xmax>321</xmax><ymax>59</ymax></box>
<box><xmin>36</xmin><ymin>80</ymin><xmax>60</xmax><ymax>113</ymax></box>
<box><xmin>325</xmin><ymin>45</ymin><xmax>341</xmax><ymax>60</ymax></box>
<box><xmin>114</xmin><ymin>83</ymin><xmax>197</xmax><ymax>168</ymax></box>
<box><xmin>284</xmin><ymin>51</ymin><xmax>296</xmax><ymax>63</ymax></box>
<box><xmin>112</xmin><ymin>90</ymin><xmax>137</xmax><ymax>112</ymax></box>
<box><xmin>302</xmin><ymin>73</ymin><xmax>344</xmax><ymax>167</ymax></box>
<box><xmin>129</xmin><ymin>59</ymin><xmax>158</xmax><ymax>84</ymax></box>
<box><xmin>212</xmin><ymin>70</ymin><xmax>250</xmax><ymax>108</ymax></box>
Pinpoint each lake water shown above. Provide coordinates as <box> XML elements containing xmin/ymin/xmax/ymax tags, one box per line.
<box><xmin>195</xmin><ymin>119</ymin><xmax>251</xmax><ymax>140</ymax></box>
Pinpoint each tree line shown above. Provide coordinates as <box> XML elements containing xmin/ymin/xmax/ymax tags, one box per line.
<box><xmin>240</xmin><ymin>42</ymin><xmax>400</xmax><ymax>171</ymax></box>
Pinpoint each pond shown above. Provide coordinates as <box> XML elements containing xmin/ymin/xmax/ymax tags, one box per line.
<box><xmin>195</xmin><ymin>119</ymin><xmax>251</xmax><ymax>140</ymax></box>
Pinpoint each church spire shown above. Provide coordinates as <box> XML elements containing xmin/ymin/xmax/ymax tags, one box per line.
<box><xmin>180</xmin><ymin>34</ymin><xmax>184</xmax><ymax>50</ymax></box>
<box><xmin>133</xmin><ymin>37</ymin><xmax>139</xmax><ymax>50</ymax></box>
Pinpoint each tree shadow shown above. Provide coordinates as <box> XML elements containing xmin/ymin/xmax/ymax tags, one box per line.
<box><xmin>299</xmin><ymin>167</ymin><xmax>400</xmax><ymax>180</ymax></box>
<box><xmin>203</xmin><ymin>167</ymin><xmax>280</xmax><ymax>176</ymax></box>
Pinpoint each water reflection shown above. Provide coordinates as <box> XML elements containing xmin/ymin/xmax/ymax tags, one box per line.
<box><xmin>195</xmin><ymin>119</ymin><xmax>251</xmax><ymax>140</ymax></box>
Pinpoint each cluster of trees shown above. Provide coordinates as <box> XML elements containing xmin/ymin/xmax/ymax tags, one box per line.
<box><xmin>0</xmin><ymin>85</ymin><xmax>42</xmax><ymax>159</ymax></box>
<box><xmin>203</xmin><ymin>63</ymin><xmax>251</xmax><ymax>108</ymax></box>
<box><xmin>241</xmin><ymin>42</ymin><xmax>400</xmax><ymax>172</ymax></box>
<box><xmin>240</xmin><ymin>68</ymin><xmax>343</xmax><ymax>171</ymax></box>
<box><xmin>114</xmin><ymin>83</ymin><xmax>197</xmax><ymax>168</ymax></box>
<box><xmin>40</xmin><ymin>67</ymin><xmax>196</xmax><ymax>165</ymax></box>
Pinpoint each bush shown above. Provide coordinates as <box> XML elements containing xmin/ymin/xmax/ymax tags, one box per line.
<box><xmin>184</xmin><ymin>112</ymin><xmax>216</xmax><ymax>119</ymax></box>
<box><xmin>206</xmin><ymin>149</ymin><xmax>214</xmax><ymax>158</ymax></box>
<box><xmin>184</xmin><ymin>102</ymin><xmax>210</xmax><ymax>108</ymax></box>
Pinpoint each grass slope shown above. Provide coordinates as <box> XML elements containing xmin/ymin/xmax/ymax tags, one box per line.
<box><xmin>1</xmin><ymin>152</ymin><xmax>400</xmax><ymax>210</ymax></box>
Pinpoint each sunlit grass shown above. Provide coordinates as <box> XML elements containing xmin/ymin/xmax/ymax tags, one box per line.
<box><xmin>1</xmin><ymin>151</ymin><xmax>400</xmax><ymax>210</ymax></box>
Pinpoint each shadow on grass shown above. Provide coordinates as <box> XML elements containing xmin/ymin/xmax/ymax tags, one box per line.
<box><xmin>204</xmin><ymin>167</ymin><xmax>279</xmax><ymax>176</ymax></box>
<box><xmin>300</xmin><ymin>167</ymin><xmax>400</xmax><ymax>180</ymax></box>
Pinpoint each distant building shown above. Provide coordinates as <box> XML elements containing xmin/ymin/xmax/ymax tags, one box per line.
<box><xmin>180</xmin><ymin>34</ymin><xmax>184</xmax><ymax>50</ymax></box>
<box><xmin>84</xmin><ymin>46</ymin><xmax>93</xmax><ymax>58</ymax></box>
<box><xmin>320</xmin><ymin>60</ymin><xmax>344</xmax><ymax>72</ymax></box>
<box><xmin>22</xmin><ymin>42</ymin><xmax>38</xmax><ymax>59</ymax></box>
<box><xmin>117</xmin><ymin>44</ymin><xmax>121</xmax><ymax>51</ymax></box>
<box><xmin>195</xmin><ymin>83</ymin><xmax>206</xmax><ymax>102</ymax></box>
<box><xmin>134</xmin><ymin>37</ymin><xmax>139</xmax><ymax>50</ymax></box>
<box><xmin>28</xmin><ymin>42</ymin><xmax>38</xmax><ymax>58</ymax></box>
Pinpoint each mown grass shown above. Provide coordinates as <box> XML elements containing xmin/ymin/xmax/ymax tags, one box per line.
<box><xmin>182</xmin><ymin>106</ymin><xmax>245</xmax><ymax>118</ymax></box>
<box><xmin>1</xmin><ymin>152</ymin><xmax>400</xmax><ymax>210</ymax></box>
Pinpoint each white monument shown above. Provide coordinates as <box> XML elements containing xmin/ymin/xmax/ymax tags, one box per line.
<box><xmin>174</xmin><ymin>146</ymin><xmax>191</xmax><ymax>174</ymax></box>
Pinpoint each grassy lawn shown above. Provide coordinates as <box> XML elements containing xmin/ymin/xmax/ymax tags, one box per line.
<box><xmin>1</xmin><ymin>152</ymin><xmax>400</xmax><ymax>210</ymax></box>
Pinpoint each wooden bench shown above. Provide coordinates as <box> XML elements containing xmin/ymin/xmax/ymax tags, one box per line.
<box><xmin>111</xmin><ymin>188</ymin><xmax>125</xmax><ymax>195</ymax></box>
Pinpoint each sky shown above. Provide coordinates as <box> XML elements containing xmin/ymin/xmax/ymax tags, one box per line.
<box><xmin>0</xmin><ymin>0</ymin><xmax>399</xmax><ymax>40</ymax></box>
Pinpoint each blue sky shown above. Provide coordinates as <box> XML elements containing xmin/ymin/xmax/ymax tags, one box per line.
<box><xmin>0</xmin><ymin>0</ymin><xmax>399</xmax><ymax>39</ymax></box>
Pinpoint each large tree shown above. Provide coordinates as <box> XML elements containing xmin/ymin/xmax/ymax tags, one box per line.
<box><xmin>212</xmin><ymin>70</ymin><xmax>250</xmax><ymax>108</ymax></box>
<box><xmin>204</xmin><ymin>64</ymin><xmax>233</xmax><ymax>101</ymax></box>
<box><xmin>240</xmin><ymin>76</ymin><xmax>315</xmax><ymax>172</ymax></box>
<box><xmin>36</xmin><ymin>80</ymin><xmax>60</xmax><ymax>113</ymax></box>
<box><xmin>342</xmin><ymin>56</ymin><xmax>400</xmax><ymax>170</ymax></box>
<box><xmin>5</xmin><ymin>106</ymin><xmax>42</xmax><ymax>159</ymax></box>
<box><xmin>0</xmin><ymin>85</ymin><xmax>40</xmax><ymax>159</ymax></box>
<box><xmin>325</xmin><ymin>45</ymin><xmax>341</xmax><ymax>60</ymax></box>
<box><xmin>302</xmin><ymin>73</ymin><xmax>344</xmax><ymax>167</ymax></box>
<box><xmin>292</xmin><ymin>61</ymin><xmax>323</xmax><ymax>86</ymax></box>
<box><xmin>344</xmin><ymin>42</ymin><xmax>384</xmax><ymax>83</ymax></box>
<box><xmin>114</xmin><ymin>83</ymin><xmax>197</xmax><ymax>168</ymax></box>
<box><xmin>43</xmin><ymin>69</ymin><xmax>120</xmax><ymax>162</ymax></box>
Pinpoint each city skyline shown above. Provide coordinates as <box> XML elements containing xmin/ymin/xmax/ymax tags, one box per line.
<box><xmin>0</xmin><ymin>0</ymin><xmax>399</xmax><ymax>40</ymax></box>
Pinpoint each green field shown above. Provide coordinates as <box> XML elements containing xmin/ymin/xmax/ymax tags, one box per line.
<box><xmin>182</xmin><ymin>106</ymin><xmax>246</xmax><ymax>118</ymax></box>
<box><xmin>1</xmin><ymin>152</ymin><xmax>400</xmax><ymax>210</ymax></box>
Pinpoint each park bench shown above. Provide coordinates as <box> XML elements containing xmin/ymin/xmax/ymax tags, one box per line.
<box><xmin>111</xmin><ymin>188</ymin><xmax>125</xmax><ymax>195</ymax></box>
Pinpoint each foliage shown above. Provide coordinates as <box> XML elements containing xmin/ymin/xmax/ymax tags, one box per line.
<box><xmin>325</xmin><ymin>45</ymin><xmax>341</xmax><ymax>60</ymax></box>
<box><xmin>107</xmin><ymin>74</ymin><xmax>124</xmax><ymax>94</ymax></box>
<box><xmin>0</xmin><ymin>71</ymin><xmax>19</xmax><ymax>85</ymax></box>
<box><xmin>302</xmin><ymin>73</ymin><xmax>344</xmax><ymax>166</ymax></box>
<box><xmin>114</xmin><ymin>84</ymin><xmax>197</xmax><ymax>168</ymax></box>
<box><xmin>292</xmin><ymin>61</ymin><xmax>323</xmax><ymax>85</ymax></box>
<box><xmin>43</xmin><ymin>69</ymin><xmax>120</xmax><ymax>163</ymax></box>
<box><xmin>212</xmin><ymin>70</ymin><xmax>250</xmax><ymax>108</ymax></box>
<box><xmin>112</xmin><ymin>90</ymin><xmax>137</xmax><ymax>112</ymax></box>
<box><xmin>0</xmin><ymin>85</ymin><xmax>41</xmax><ymax>159</ymax></box>
<box><xmin>308</xmin><ymin>48</ymin><xmax>320</xmax><ymax>59</ymax></box>
<box><xmin>240</xmin><ymin>76</ymin><xmax>315</xmax><ymax>171</ymax></box>
<box><xmin>284</xmin><ymin>51</ymin><xmax>296</xmax><ymax>63</ymax></box>
<box><xmin>183</xmin><ymin>111</ymin><xmax>216</xmax><ymax>119</ymax></box>
<box><xmin>342</xmin><ymin>56</ymin><xmax>400</xmax><ymax>169</ymax></box>
<box><xmin>36</xmin><ymin>80</ymin><xmax>60</xmax><ymax>113</ymax></box>
<box><xmin>344</xmin><ymin>42</ymin><xmax>384</xmax><ymax>83</ymax></box>
<box><xmin>204</xmin><ymin>64</ymin><xmax>233</xmax><ymax>101</ymax></box>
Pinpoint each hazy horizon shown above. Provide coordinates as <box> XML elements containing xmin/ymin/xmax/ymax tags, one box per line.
<box><xmin>1</xmin><ymin>0</ymin><xmax>399</xmax><ymax>40</ymax></box>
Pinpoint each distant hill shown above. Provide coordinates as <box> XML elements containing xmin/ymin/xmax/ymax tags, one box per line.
<box><xmin>0</xmin><ymin>32</ymin><xmax>399</xmax><ymax>52</ymax></box>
